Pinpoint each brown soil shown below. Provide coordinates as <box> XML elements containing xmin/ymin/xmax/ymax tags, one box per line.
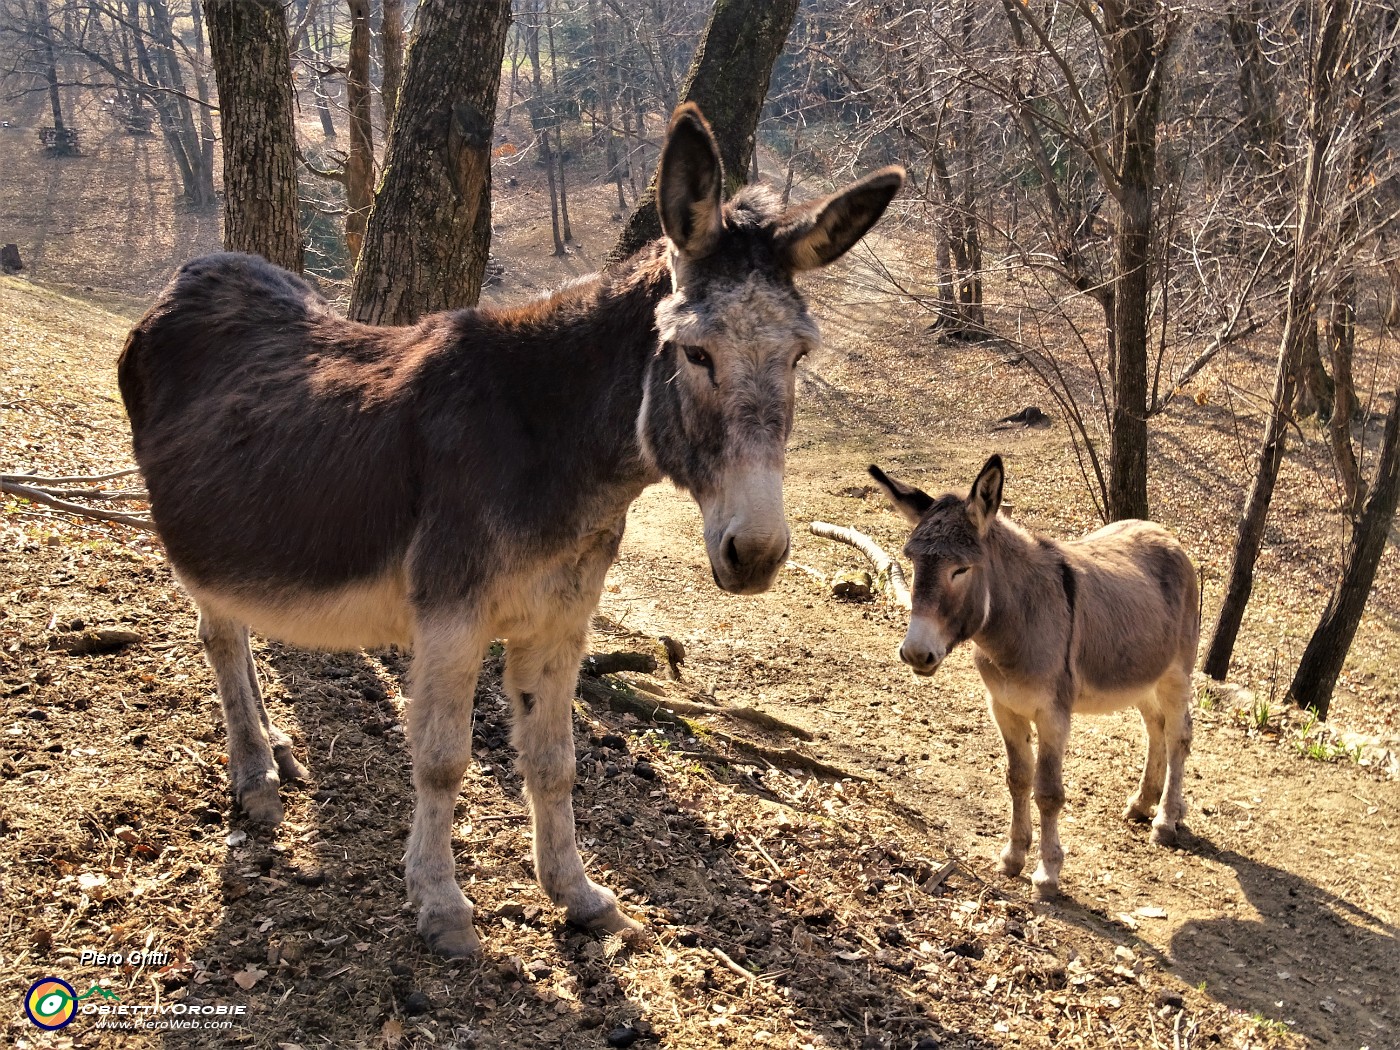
<box><xmin>1</xmin><ymin>102</ymin><xmax>1397</xmax><ymax>1050</ymax></box>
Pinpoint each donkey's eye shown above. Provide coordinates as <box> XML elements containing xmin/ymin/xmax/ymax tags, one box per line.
<box><xmin>683</xmin><ymin>345</ymin><xmax>712</xmax><ymax>368</ymax></box>
<box><xmin>951</xmin><ymin>566</ymin><xmax>969</xmax><ymax>579</ymax></box>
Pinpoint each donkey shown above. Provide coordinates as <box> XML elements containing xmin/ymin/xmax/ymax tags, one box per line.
<box><xmin>870</xmin><ymin>456</ymin><xmax>1198</xmax><ymax>899</ymax></box>
<box><xmin>117</xmin><ymin>105</ymin><xmax>901</xmax><ymax>957</ymax></box>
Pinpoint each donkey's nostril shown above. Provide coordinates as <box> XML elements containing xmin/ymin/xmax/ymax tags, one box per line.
<box><xmin>723</xmin><ymin>534</ymin><xmax>741</xmax><ymax>570</ymax></box>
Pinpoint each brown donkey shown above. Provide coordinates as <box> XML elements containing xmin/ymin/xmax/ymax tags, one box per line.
<box><xmin>119</xmin><ymin>105</ymin><xmax>903</xmax><ymax>956</ymax></box>
<box><xmin>871</xmin><ymin>456</ymin><xmax>1198</xmax><ymax>899</ymax></box>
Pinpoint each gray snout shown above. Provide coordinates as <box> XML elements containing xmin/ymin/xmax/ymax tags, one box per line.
<box><xmin>899</xmin><ymin>616</ymin><xmax>947</xmax><ymax>676</ymax></box>
<box><xmin>711</xmin><ymin>525</ymin><xmax>791</xmax><ymax>595</ymax></box>
<box><xmin>899</xmin><ymin>641</ymin><xmax>941</xmax><ymax>676</ymax></box>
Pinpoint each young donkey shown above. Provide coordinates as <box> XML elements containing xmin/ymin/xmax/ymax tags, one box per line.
<box><xmin>119</xmin><ymin>105</ymin><xmax>903</xmax><ymax>957</ymax></box>
<box><xmin>870</xmin><ymin>456</ymin><xmax>1198</xmax><ymax>899</ymax></box>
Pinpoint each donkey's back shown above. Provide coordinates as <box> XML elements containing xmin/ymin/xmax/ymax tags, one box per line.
<box><xmin>1064</xmin><ymin>518</ymin><xmax>1199</xmax><ymax>706</ymax></box>
<box><xmin>118</xmin><ymin>253</ymin><xmax>424</xmax><ymax>607</ymax></box>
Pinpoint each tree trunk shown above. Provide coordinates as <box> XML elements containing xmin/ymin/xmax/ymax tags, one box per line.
<box><xmin>1202</xmin><ymin>292</ymin><xmax>1307</xmax><ymax>679</ymax></box>
<box><xmin>1104</xmin><ymin>0</ymin><xmax>1163</xmax><ymax>523</ymax></box>
<box><xmin>1294</xmin><ymin>317</ymin><xmax>1332</xmax><ymax>420</ymax></box>
<box><xmin>1204</xmin><ymin>0</ymin><xmax>1352</xmax><ymax>680</ymax></box>
<box><xmin>149</xmin><ymin>0</ymin><xmax>216</xmax><ymax>205</ymax></box>
<box><xmin>1327</xmin><ymin>279</ymin><xmax>1363</xmax><ymax>514</ymax></box>
<box><xmin>524</xmin><ymin>1</ymin><xmax>565</xmax><ymax>256</ymax></box>
<box><xmin>1289</xmin><ymin>383</ymin><xmax>1400</xmax><ymax>718</ymax></box>
<box><xmin>587</xmin><ymin>0</ymin><xmax>626</xmax><ymax>211</ymax></box>
<box><xmin>380</xmin><ymin>0</ymin><xmax>404</xmax><ymax>132</ymax></box>
<box><xmin>204</xmin><ymin>0</ymin><xmax>304</xmax><ymax>273</ymax></box>
<box><xmin>33</xmin><ymin>0</ymin><xmax>66</xmax><ymax>134</ymax></box>
<box><xmin>544</xmin><ymin>0</ymin><xmax>573</xmax><ymax>243</ymax></box>
<box><xmin>346</xmin><ymin>0</ymin><xmax>375</xmax><ymax>263</ymax></box>
<box><xmin>189</xmin><ymin>1</ymin><xmax>218</xmax><ymax>184</ymax></box>
<box><xmin>608</xmin><ymin>0</ymin><xmax>801</xmax><ymax>263</ymax></box>
<box><xmin>349</xmin><ymin>0</ymin><xmax>511</xmax><ymax>324</ymax></box>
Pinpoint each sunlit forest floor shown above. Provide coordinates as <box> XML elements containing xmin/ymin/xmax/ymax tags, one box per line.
<box><xmin>1</xmin><ymin>90</ymin><xmax>1396</xmax><ymax>1050</ymax></box>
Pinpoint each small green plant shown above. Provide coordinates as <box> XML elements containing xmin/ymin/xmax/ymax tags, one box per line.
<box><xmin>1249</xmin><ymin>1012</ymin><xmax>1293</xmax><ymax>1035</ymax></box>
<box><xmin>1293</xmin><ymin>718</ymin><xmax>1365</xmax><ymax>764</ymax></box>
<box><xmin>1196</xmin><ymin>980</ymin><xmax>1208</xmax><ymax>993</ymax></box>
<box><xmin>1249</xmin><ymin>697</ymin><xmax>1273</xmax><ymax>731</ymax></box>
<box><xmin>1199</xmin><ymin>692</ymin><xmax>1217</xmax><ymax>712</ymax></box>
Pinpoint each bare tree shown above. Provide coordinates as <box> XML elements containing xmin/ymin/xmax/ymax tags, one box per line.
<box><xmin>345</xmin><ymin>0</ymin><xmax>374</xmax><ymax>262</ymax></box>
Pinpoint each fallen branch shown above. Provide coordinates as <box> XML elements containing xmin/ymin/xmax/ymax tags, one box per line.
<box><xmin>49</xmin><ymin>629</ymin><xmax>143</xmax><ymax>654</ymax></box>
<box><xmin>809</xmin><ymin>522</ymin><xmax>911</xmax><ymax>609</ymax></box>
<box><xmin>1</xmin><ymin>480</ymin><xmax>156</xmax><ymax>532</ymax></box>
<box><xmin>1</xmin><ymin>468</ymin><xmax>140</xmax><ymax>486</ymax></box>
<box><xmin>582</xmin><ymin>651</ymin><xmax>658</xmax><ymax>676</ymax></box>
<box><xmin>578</xmin><ymin>677</ymin><xmax>862</xmax><ymax>781</ymax></box>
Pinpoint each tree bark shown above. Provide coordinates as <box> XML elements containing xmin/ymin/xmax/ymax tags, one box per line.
<box><xmin>544</xmin><ymin>0</ymin><xmax>573</xmax><ymax>244</ymax></box>
<box><xmin>346</xmin><ymin>0</ymin><xmax>375</xmax><ymax>263</ymax></box>
<box><xmin>380</xmin><ymin>0</ymin><xmax>404</xmax><ymax>132</ymax></box>
<box><xmin>204</xmin><ymin>0</ymin><xmax>304</xmax><ymax>273</ymax></box>
<box><xmin>149</xmin><ymin>0</ymin><xmax>216</xmax><ymax>205</ymax></box>
<box><xmin>1326</xmin><ymin>280</ymin><xmax>1362</xmax><ymax>514</ymax></box>
<box><xmin>608</xmin><ymin>0</ymin><xmax>802</xmax><ymax>263</ymax></box>
<box><xmin>1289</xmin><ymin>384</ymin><xmax>1400</xmax><ymax>718</ymax></box>
<box><xmin>349</xmin><ymin>0</ymin><xmax>511</xmax><ymax>324</ymax></box>
<box><xmin>587</xmin><ymin>0</ymin><xmax>627</xmax><ymax>210</ymax></box>
<box><xmin>1104</xmin><ymin>0</ymin><xmax>1164</xmax><ymax>523</ymax></box>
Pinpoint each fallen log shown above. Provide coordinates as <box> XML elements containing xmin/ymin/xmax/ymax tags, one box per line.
<box><xmin>809</xmin><ymin>521</ymin><xmax>911</xmax><ymax>610</ymax></box>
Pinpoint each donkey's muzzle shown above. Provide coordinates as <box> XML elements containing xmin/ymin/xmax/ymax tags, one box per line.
<box><xmin>899</xmin><ymin>617</ymin><xmax>947</xmax><ymax>676</ymax></box>
<box><xmin>710</xmin><ymin>526</ymin><xmax>791</xmax><ymax>595</ymax></box>
<box><xmin>899</xmin><ymin>642</ymin><xmax>941</xmax><ymax>676</ymax></box>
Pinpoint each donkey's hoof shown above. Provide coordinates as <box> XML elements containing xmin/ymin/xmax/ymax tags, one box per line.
<box><xmin>566</xmin><ymin>884</ymin><xmax>650</xmax><ymax>943</ymax></box>
<box><xmin>273</xmin><ymin>745</ymin><xmax>310</xmax><ymax>783</ymax></box>
<box><xmin>1149</xmin><ymin>823</ymin><xmax>1178</xmax><ymax>848</ymax></box>
<box><xmin>1030</xmin><ymin>869</ymin><xmax>1061</xmax><ymax>901</ymax></box>
<box><xmin>1122</xmin><ymin>802</ymin><xmax>1155</xmax><ymax>823</ymax></box>
<box><xmin>996</xmin><ymin>850</ymin><xmax>1027</xmax><ymax>877</ymax></box>
<box><xmin>236</xmin><ymin>778</ymin><xmax>284</xmax><ymax>825</ymax></box>
<box><xmin>418</xmin><ymin>910</ymin><xmax>481</xmax><ymax>959</ymax></box>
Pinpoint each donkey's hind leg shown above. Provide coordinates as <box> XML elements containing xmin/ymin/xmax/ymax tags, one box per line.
<box><xmin>199</xmin><ymin>608</ymin><xmax>283</xmax><ymax>824</ymax></box>
<box><xmin>1150</xmin><ymin>667</ymin><xmax>1193</xmax><ymax>847</ymax></box>
<box><xmin>1124</xmin><ymin>706</ymin><xmax>1166</xmax><ymax>823</ymax></box>
<box><xmin>989</xmin><ymin>698</ymin><xmax>1034</xmax><ymax>878</ymax></box>
<box><xmin>234</xmin><ymin>639</ymin><xmax>308</xmax><ymax>784</ymax></box>
<box><xmin>506</xmin><ymin>623</ymin><xmax>644</xmax><ymax>939</ymax></box>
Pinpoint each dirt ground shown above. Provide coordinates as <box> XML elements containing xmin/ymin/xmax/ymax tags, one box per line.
<box><xmin>2</xmin><ymin>95</ymin><xmax>1398</xmax><ymax>1050</ymax></box>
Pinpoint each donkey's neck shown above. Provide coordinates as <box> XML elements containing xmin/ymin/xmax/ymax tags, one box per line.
<box><xmin>973</xmin><ymin>518</ymin><xmax>1069</xmax><ymax>673</ymax></box>
<box><xmin>440</xmin><ymin>245</ymin><xmax>673</xmax><ymax>527</ymax></box>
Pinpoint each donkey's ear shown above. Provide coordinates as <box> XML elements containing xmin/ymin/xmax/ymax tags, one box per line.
<box><xmin>869</xmin><ymin>464</ymin><xmax>933</xmax><ymax>525</ymax></box>
<box><xmin>657</xmin><ymin>103</ymin><xmax>724</xmax><ymax>259</ymax></box>
<box><xmin>966</xmin><ymin>455</ymin><xmax>1004</xmax><ymax>533</ymax></box>
<box><xmin>777</xmin><ymin>166</ymin><xmax>905</xmax><ymax>272</ymax></box>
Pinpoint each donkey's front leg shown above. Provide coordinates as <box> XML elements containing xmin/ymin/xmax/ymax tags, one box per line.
<box><xmin>1031</xmin><ymin>705</ymin><xmax>1071</xmax><ymax>899</ymax></box>
<box><xmin>989</xmin><ymin>698</ymin><xmax>1034</xmax><ymax>878</ymax></box>
<box><xmin>404</xmin><ymin>616</ymin><xmax>489</xmax><ymax>958</ymax></box>
<box><xmin>505</xmin><ymin>630</ymin><xmax>645</xmax><ymax>939</ymax></box>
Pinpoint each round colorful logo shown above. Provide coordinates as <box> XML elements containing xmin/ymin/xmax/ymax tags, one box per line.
<box><xmin>25</xmin><ymin>977</ymin><xmax>77</xmax><ymax>1030</ymax></box>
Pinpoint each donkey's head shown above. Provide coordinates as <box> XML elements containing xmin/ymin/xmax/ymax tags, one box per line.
<box><xmin>870</xmin><ymin>456</ymin><xmax>1005</xmax><ymax>675</ymax></box>
<box><xmin>640</xmin><ymin>105</ymin><xmax>904</xmax><ymax>594</ymax></box>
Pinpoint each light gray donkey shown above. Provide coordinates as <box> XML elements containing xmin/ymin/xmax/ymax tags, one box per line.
<box><xmin>118</xmin><ymin>104</ymin><xmax>903</xmax><ymax>956</ymax></box>
<box><xmin>870</xmin><ymin>455</ymin><xmax>1199</xmax><ymax>899</ymax></box>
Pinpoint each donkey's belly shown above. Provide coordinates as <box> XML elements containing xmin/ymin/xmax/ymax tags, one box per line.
<box><xmin>1074</xmin><ymin>684</ymin><xmax>1159</xmax><ymax>717</ymax></box>
<box><xmin>185</xmin><ymin>570</ymin><xmax>415</xmax><ymax>651</ymax></box>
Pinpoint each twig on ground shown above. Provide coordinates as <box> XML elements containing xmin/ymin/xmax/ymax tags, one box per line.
<box><xmin>2</xmin><ymin>479</ymin><xmax>156</xmax><ymax>532</ymax></box>
<box><xmin>809</xmin><ymin>522</ymin><xmax>911</xmax><ymax>609</ymax></box>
